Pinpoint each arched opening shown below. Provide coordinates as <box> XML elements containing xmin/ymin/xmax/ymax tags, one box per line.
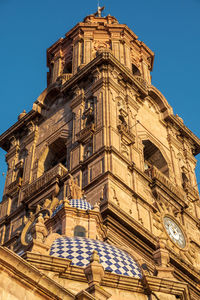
<box><xmin>43</xmin><ymin>138</ymin><xmax>67</xmax><ymax>173</ymax></box>
<box><xmin>132</xmin><ymin>64</ymin><xmax>141</xmax><ymax>76</ymax></box>
<box><xmin>143</xmin><ymin>140</ymin><xmax>169</xmax><ymax>177</ymax></box>
<box><xmin>74</xmin><ymin>226</ymin><xmax>86</xmax><ymax>237</ymax></box>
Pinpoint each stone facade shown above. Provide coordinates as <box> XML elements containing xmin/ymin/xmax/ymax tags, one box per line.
<box><xmin>0</xmin><ymin>9</ymin><xmax>200</xmax><ymax>300</ymax></box>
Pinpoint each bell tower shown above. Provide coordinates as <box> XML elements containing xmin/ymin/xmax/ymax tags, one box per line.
<box><xmin>0</xmin><ymin>11</ymin><xmax>200</xmax><ymax>300</ymax></box>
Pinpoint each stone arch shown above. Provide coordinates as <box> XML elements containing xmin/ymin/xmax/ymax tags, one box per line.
<box><xmin>149</xmin><ymin>85</ymin><xmax>173</xmax><ymax>116</ymax></box>
<box><xmin>36</xmin><ymin>130</ymin><xmax>68</xmax><ymax>177</ymax></box>
<box><xmin>138</xmin><ymin>133</ymin><xmax>171</xmax><ymax>178</ymax></box>
<box><xmin>143</xmin><ymin>140</ymin><xmax>169</xmax><ymax>177</ymax></box>
<box><xmin>35</xmin><ymin>85</ymin><xmax>61</xmax><ymax>111</ymax></box>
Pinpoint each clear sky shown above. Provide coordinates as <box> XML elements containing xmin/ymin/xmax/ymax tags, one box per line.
<box><xmin>0</xmin><ymin>0</ymin><xmax>200</xmax><ymax>198</ymax></box>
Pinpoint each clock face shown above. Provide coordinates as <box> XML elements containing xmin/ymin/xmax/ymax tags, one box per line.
<box><xmin>164</xmin><ymin>216</ymin><xmax>186</xmax><ymax>248</ymax></box>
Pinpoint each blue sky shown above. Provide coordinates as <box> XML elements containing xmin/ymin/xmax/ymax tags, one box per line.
<box><xmin>0</xmin><ymin>0</ymin><xmax>200</xmax><ymax>198</ymax></box>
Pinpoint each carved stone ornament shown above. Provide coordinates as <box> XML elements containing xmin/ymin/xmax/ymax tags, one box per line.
<box><xmin>18</xmin><ymin>110</ymin><xmax>27</xmax><ymax>120</ymax></box>
<box><xmin>21</xmin><ymin>197</ymin><xmax>62</xmax><ymax>246</ymax></box>
<box><xmin>116</xmin><ymin>106</ymin><xmax>135</xmax><ymax>145</ymax></box>
<box><xmin>117</xmin><ymin>121</ymin><xmax>135</xmax><ymax>146</ymax></box>
<box><xmin>152</xmin><ymin>200</ymin><xmax>196</xmax><ymax>266</ymax></box>
<box><xmin>153</xmin><ymin>239</ymin><xmax>175</xmax><ymax>279</ymax></box>
<box><xmin>31</xmin><ymin>213</ymin><xmax>48</xmax><ymax>243</ymax></box>
<box><xmin>76</xmin><ymin>123</ymin><xmax>95</xmax><ymax>144</ymax></box>
<box><xmin>84</xmin><ymin>251</ymin><xmax>111</xmax><ymax>300</ymax></box>
<box><xmin>66</xmin><ymin>175</ymin><xmax>83</xmax><ymax>200</ymax></box>
<box><xmin>93</xmin><ymin>40</ymin><xmax>111</xmax><ymax>53</ymax></box>
<box><xmin>84</xmin><ymin>251</ymin><xmax>105</xmax><ymax>286</ymax></box>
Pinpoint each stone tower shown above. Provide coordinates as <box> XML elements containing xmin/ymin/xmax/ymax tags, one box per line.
<box><xmin>0</xmin><ymin>12</ymin><xmax>200</xmax><ymax>300</ymax></box>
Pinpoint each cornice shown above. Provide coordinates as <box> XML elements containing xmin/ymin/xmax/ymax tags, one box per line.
<box><xmin>25</xmin><ymin>252</ymin><xmax>190</xmax><ymax>299</ymax></box>
<box><xmin>0</xmin><ymin>247</ymin><xmax>75</xmax><ymax>299</ymax></box>
<box><xmin>165</xmin><ymin>114</ymin><xmax>200</xmax><ymax>155</ymax></box>
<box><xmin>102</xmin><ymin>201</ymin><xmax>200</xmax><ymax>291</ymax></box>
<box><xmin>171</xmin><ymin>254</ymin><xmax>200</xmax><ymax>288</ymax></box>
<box><xmin>0</xmin><ymin>110</ymin><xmax>41</xmax><ymax>152</ymax></box>
<box><xmin>101</xmin><ymin>200</ymin><xmax>157</xmax><ymax>251</ymax></box>
<box><xmin>61</xmin><ymin>50</ymin><xmax>148</xmax><ymax>97</ymax></box>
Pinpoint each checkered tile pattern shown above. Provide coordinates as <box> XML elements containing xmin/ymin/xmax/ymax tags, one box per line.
<box><xmin>52</xmin><ymin>203</ymin><xmax>64</xmax><ymax>217</ymax></box>
<box><xmin>50</xmin><ymin>237</ymin><xmax>142</xmax><ymax>278</ymax></box>
<box><xmin>52</xmin><ymin>199</ymin><xmax>93</xmax><ymax>217</ymax></box>
<box><xmin>70</xmin><ymin>199</ymin><xmax>93</xmax><ymax>210</ymax></box>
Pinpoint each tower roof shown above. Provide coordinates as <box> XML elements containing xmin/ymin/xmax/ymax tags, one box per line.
<box><xmin>46</xmin><ymin>14</ymin><xmax>154</xmax><ymax>72</ymax></box>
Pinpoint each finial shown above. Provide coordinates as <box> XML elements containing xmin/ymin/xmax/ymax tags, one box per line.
<box><xmin>64</xmin><ymin>197</ymin><xmax>70</xmax><ymax>207</ymax></box>
<box><xmin>18</xmin><ymin>109</ymin><xmax>27</xmax><ymax>120</ymax></box>
<box><xmin>84</xmin><ymin>250</ymin><xmax>105</xmax><ymax>287</ymax></box>
<box><xmin>90</xmin><ymin>250</ymin><xmax>100</xmax><ymax>263</ymax></box>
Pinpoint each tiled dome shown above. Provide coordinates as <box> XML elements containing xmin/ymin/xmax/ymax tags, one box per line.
<box><xmin>50</xmin><ymin>237</ymin><xmax>142</xmax><ymax>278</ymax></box>
<box><xmin>70</xmin><ymin>199</ymin><xmax>93</xmax><ymax>210</ymax></box>
<box><xmin>52</xmin><ymin>199</ymin><xmax>93</xmax><ymax>217</ymax></box>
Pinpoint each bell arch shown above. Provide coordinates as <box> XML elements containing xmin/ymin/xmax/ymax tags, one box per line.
<box><xmin>143</xmin><ymin>139</ymin><xmax>169</xmax><ymax>177</ymax></box>
<box><xmin>149</xmin><ymin>85</ymin><xmax>173</xmax><ymax>116</ymax></box>
<box><xmin>36</xmin><ymin>130</ymin><xmax>68</xmax><ymax>178</ymax></box>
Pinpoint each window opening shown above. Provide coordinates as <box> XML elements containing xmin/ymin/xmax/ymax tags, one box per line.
<box><xmin>63</xmin><ymin>61</ymin><xmax>72</xmax><ymax>74</ymax></box>
<box><xmin>74</xmin><ymin>226</ymin><xmax>86</xmax><ymax>237</ymax></box>
<box><xmin>132</xmin><ymin>64</ymin><xmax>141</xmax><ymax>76</ymax></box>
<box><xmin>44</xmin><ymin>139</ymin><xmax>67</xmax><ymax>173</ymax></box>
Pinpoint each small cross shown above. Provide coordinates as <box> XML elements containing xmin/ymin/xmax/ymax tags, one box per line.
<box><xmin>94</xmin><ymin>1</ymin><xmax>105</xmax><ymax>17</ymax></box>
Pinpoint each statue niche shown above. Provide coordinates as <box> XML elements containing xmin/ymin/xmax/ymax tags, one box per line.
<box><xmin>66</xmin><ymin>175</ymin><xmax>83</xmax><ymax>200</ymax></box>
<box><xmin>83</xmin><ymin>97</ymin><xmax>95</xmax><ymax>128</ymax></box>
<box><xmin>117</xmin><ymin>107</ymin><xmax>135</xmax><ymax>146</ymax></box>
<box><xmin>77</xmin><ymin>97</ymin><xmax>95</xmax><ymax>144</ymax></box>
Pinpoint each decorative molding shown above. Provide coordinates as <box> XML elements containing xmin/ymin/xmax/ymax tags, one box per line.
<box><xmin>117</xmin><ymin>124</ymin><xmax>135</xmax><ymax>145</ymax></box>
<box><xmin>76</xmin><ymin>123</ymin><xmax>95</xmax><ymax>144</ymax></box>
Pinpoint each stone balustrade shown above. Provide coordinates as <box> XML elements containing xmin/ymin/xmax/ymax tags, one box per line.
<box><xmin>150</xmin><ymin>166</ymin><xmax>185</xmax><ymax>201</ymax></box>
<box><xmin>6</xmin><ymin>179</ymin><xmax>22</xmax><ymax>194</ymax></box>
<box><xmin>62</xmin><ymin>73</ymin><xmax>72</xmax><ymax>81</ymax></box>
<box><xmin>134</xmin><ymin>75</ymin><xmax>148</xmax><ymax>90</ymax></box>
<box><xmin>23</xmin><ymin>163</ymin><xmax>68</xmax><ymax>199</ymax></box>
